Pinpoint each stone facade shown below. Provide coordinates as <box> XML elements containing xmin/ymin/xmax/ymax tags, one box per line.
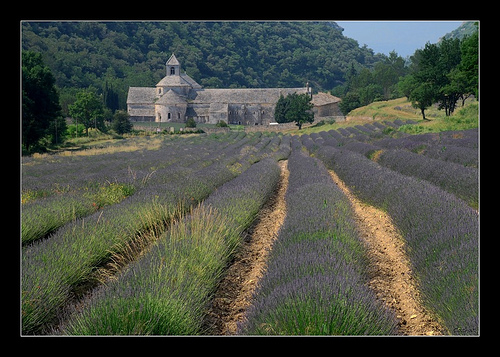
<box><xmin>127</xmin><ymin>54</ymin><xmax>340</xmax><ymax>125</ymax></box>
<box><xmin>311</xmin><ymin>92</ymin><xmax>343</xmax><ymax>118</ymax></box>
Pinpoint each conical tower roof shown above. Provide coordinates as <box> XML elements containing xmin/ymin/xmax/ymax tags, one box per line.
<box><xmin>156</xmin><ymin>89</ymin><xmax>187</xmax><ymax>105</ymax></box>
<box><xmin>166</xmin><ymin>53</ymin><xmax>180</xmax><ymax>66</ymax></box>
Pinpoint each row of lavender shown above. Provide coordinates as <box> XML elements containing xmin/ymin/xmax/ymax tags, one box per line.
<box><xmin>21</xmin><ymin>131</ymin><xmax>290</xmax><ymax>247</ymax></box>
<box><xmin>62</xmin><ymin>158</ymin><xmax>282</xmax><ymax>335</ymax></box>
<box><xmin>22</xmin><ymin>132</ymin><xmax>289</xmax><ymax>334</ymax></box>
<box><xmin>310</xmin><ymin>122</ymin><xmax>478</xmax><ymax>169</ymax></box>
<box><xmin>315</xmin><ymin>143</ymin><xmax>478</xmax><ymax>335</ymax></box>
<box><xmin>239</xmin><ymin>150</ymin><xmax>398</xmax><ymax>335</ymax></box>
<box><xmin>21</xmin><ymin>133</ymin><xmax>246</xmax><ymax>246</ymax></box>
<box><xmin>302</xmin><ymin>126</ymin><xmax>478</xmax><ymax>209</ymax></box>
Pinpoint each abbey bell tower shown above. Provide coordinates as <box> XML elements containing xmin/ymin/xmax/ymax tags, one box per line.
<box><xmin>166</xmin><ymin>53</ymin><xmax>180</xmax><ymax>76</ymax></box>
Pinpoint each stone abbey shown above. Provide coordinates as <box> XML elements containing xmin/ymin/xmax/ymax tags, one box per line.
<box><xmin>127</xmin><ymin>54</ymin><xmax>341</xmax><ymax>125</ymax></box>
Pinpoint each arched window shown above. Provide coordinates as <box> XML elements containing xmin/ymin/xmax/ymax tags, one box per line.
<box><xmin>170</xmin><ymin>67</ymin><xmax>176</xmax><ymax>75</ymax></box>
<box><xmin>168</xmin><ymin>113</ymin><xmax>171</xmax><ymax>119</ymax></box>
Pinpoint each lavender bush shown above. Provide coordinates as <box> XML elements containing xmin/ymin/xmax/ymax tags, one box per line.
<box><xmin>312</xmin><ymin>130</ymin><xmax>478</xmax><ymax>209</ymax></box>
<box><xmin>375</xmin><ymin>132</ymin><xmax>478</xmax><ymax>168</ymax></box>
<box><xmin>376</xmin><ymin>149</ymin><xmax>478</xmax><ymax>209</ymax></box>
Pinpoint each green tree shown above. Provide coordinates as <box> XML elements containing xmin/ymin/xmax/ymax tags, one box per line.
<box><xmin>397</xmin><ymin>74</ymin><xmax>418</xmax><ymax>100</ymax></box>
<box><xmin>339</xmin><ymin>91</ymin><xmax>361</xmax><ymax>115</ymax></box>
<box><xmin>274</xmin><ymin>93</ymin><xmax>314</xmax><ymax>129</ymax></box>
<box><xmin>68</xmin><ymin>88</ymin><xmax>105</xmax><ymax>136</ymax></box>
<box><xmin>373</xmin><ymin>51</ymin><xmax>407</xmax><ymax>99</ymax></box>
<box><xmin>456</xmin><ymin>29</ymin><xmax>478</xmax><ymax>100</ymax></box>
<box><xmin>111</xmin><ymin>110</ymin><xmax>132</xmax><ymax>134</ymax></box>
<box><xmin>103</xmin><ymin>80</ymin><xmax>120</xmax><ymax>113</ymax></box>
<box><xmin>436</xmin><ymin>38</ymin><xmax>462</xmax><ymax>116</ymax></box>
<box><xmin>22</xmin><ymin>50</ymin><xmax>62</xmax><ymax>151</ymax></box>
<box><xmin>288</xmin><ymin>93</ymin><xmax>314</xmax><ymax>130</ymax></box>
<box><xmin>407</xmin><ymin>43</ymin><xmax>441</xmax><ymax>119</ymax></box>
<box><xmin>274</xmin><ymin>94</ymin><xmax>289</xmax><ymax>123</ymax></box>
<box><xmin>409</xmin><ymin>83</ymin><xmax>435</xmax><ymax>120</ymax></box>
<box><xmin>402</xmin><ymin>36</ymin><xmax>477</xmax><ymax>118</ymax></box>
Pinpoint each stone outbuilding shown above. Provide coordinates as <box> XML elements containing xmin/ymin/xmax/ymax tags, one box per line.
<box><xmin>311</xmin><ymin>92</ymin><xmax>343</xmax><ymax>118</ymax></box>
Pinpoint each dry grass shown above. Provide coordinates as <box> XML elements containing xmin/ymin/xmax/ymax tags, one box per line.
<box><xmin>31</xmin><ymin>136</ymin><xmax>165</xmax><ymax>159</ymax></box>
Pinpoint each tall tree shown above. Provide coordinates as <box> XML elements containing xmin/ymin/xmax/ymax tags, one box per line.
<box><xmin>22</xmin><ymin>50</ymin><xmax>62</xmax><ymax>151</ymax></box>
<box><xmin>456</xmin><ymin>29</ymin><xmax>479</xmax><ymax>100</ymax></box>
<box><xmin>274</xmin><ymin>94</ymin><xmax>289</xmax><ymax>123</ymax></box>
<box><xmin>111</xmin><ymin>110</ymin><xmax>133</xmax><ymax>134</ymax></box>
<box><xmin>68</xmin><ymin>88</ymin><xmax>105</xmax><ymax>136</ymax></box>
<box><xmin>409</xmin><ymin>82</ymin><xmax>435</xmax><ymax>120</ymax></box>
<box><xmin>436</xmin><ymin>38</ymin><xmax>461</xmax><ymax>116</ymax></box>
<box><xmin>407</xmin><ymin>43</ymin><xmax>441</xmax><ymax>119</ymax></box>
<box><xmin>274</xmin><ymin>93</ymin><xmax>314</xmax><ymax>129</ymax></box>
<box><xmin>287</xmin><ymin>93</ymin><xmax>314</xmax><ymax>130</ymax></box>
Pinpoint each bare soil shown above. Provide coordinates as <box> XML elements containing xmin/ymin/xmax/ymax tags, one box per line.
<box><xmin>203</xmin><ymin>160</ymin><xmax>289</xmax><ymax>335</ymax></box>
<box><xmin>328</xmin><ymin>169</ymin><xmax>445</xmax><ymax>336</ymax></box>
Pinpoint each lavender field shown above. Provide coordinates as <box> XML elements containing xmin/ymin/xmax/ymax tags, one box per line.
<box><xmin>21</xmin><ymin>123</ymin><xmax>479</xmax><ymax>336</ymax></box>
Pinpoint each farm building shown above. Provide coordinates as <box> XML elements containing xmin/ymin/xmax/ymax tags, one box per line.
<box><xmin>311</xmin><ymin>92</ymin><xmax>343</xmax><ymax>118</ymax></box>
<box><xmin>127</xmin><ymin>54</ymin><xmax>341</xmax><ymax>125</ymax></box>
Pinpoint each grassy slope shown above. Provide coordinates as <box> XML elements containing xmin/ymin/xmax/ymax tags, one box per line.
<box><xmin>287</xmin><ymin>97</ymin><xmax>478</xmax><ymax>136</ymax></box>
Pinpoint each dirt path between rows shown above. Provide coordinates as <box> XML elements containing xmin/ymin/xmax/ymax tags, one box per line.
<box><xmin>328</xmin><ymin>169</ymin><xmax>445</xmax><ymax>336</ymax></box>
<box><xmin>203</xmin><ymin>160</ymin><xmax>289</xmax><ymax>335</ymax></box>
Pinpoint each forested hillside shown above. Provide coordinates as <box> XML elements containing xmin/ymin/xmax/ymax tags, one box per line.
<box><xmin>22</xmin><ymin>21</ymin><xmax>384</xmax><ymax>112</ymax></box>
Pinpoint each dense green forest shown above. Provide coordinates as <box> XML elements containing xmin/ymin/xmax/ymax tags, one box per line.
<box><xmin>22</xmin><ymin>21</ymin><xmax>385</xmax><ymax>113</ymax></box>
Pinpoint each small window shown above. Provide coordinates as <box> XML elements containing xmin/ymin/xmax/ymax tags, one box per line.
<box><xmin>168</xmin><ymin>113</ymin><xmax>171</xmax><ymax>119</ymax></box>
<box><xmin>170</xmin><ymin>67</ymin><xmax>175</xmax><ymax>75</ymax></box>
<box><xmin>178</xmin><ymin>113</ymin><xmax>181</xmax><ymax>119</ymax></box>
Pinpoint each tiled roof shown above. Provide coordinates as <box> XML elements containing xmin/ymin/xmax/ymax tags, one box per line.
<box><xmin>126</xmin><ymin>87</ymin><xmax>156</xmax><ymax>103</ymax></box>
<box><xmin>190</xmin><ymin>87</ymin><xmax>308</xmax><ymax>104</ymax></box>
<box><xmin>156</xmin><ymin>89</ymin><xmax>187</xmax><ymax>105</ymax></box>
<box><xmin>311</xmin><ymin>92</ymin><xmax>341</xmax><ymax>106</ymax></box>
<box><xmin>156</xmin><ymin>73</ymin><xmax>202</xmax><ymax>88</ymax></box>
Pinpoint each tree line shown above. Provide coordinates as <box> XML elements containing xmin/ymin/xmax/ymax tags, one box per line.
<box><xmin>22</xmin><ymin>51</ymin><xmax>132</xmax><ymax>153</ymax></box>
<box><xmin>399</xmin><ymin>30</ymin><xmax>478</xmax><ymax>119</ymax></box>
<box><xmin>336</xmin><ymin>24</ymin><xmax>478</xmax><ymax>119</ymax></box>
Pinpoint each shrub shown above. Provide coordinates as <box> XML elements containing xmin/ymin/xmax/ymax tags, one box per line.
<box><xmin>216</xmin><ymin>120</ymin><xmax>228</xmax><ymax>127</ymax></box>
<box><xmin>111</xmin><ymin>110</ymin><xmax>133</xmax><ymax>135</ymax></box>
<box><xmin>185</xmin><ymin>117</ymin><xmax>197</xmax><ymax>128</ymax></box>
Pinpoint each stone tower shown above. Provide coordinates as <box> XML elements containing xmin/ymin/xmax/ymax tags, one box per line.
<box><xmin>166</xmin><ymin>53</ymin><xmax>180</xmax><ymax>76</ymax></box>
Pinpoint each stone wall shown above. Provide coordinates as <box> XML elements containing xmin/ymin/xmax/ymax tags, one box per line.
<box><xmin>313</xmin><ymin>102</ymin><xmax>343</xmax><ymax>118</ymax></box>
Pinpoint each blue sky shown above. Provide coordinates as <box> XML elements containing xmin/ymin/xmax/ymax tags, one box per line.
<box><xmin>335</xmin><ymin>21</ymin><xmax>464</xmax><ymax>58</ymax></box>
